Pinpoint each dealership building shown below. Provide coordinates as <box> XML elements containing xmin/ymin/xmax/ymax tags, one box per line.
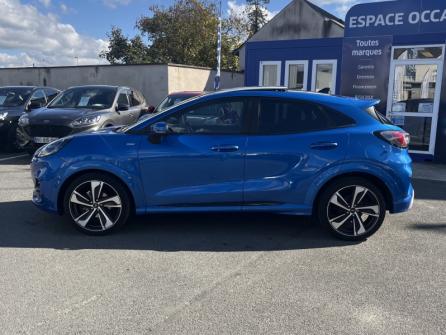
<box><xmin>245</xmin><ymin>0</ymin><xmax>446</xmax><ymax>163</ymax></box>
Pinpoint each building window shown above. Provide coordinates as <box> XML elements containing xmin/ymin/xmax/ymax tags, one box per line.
<box><xmin>285</xmin><ymin>61</ymin><xmax>308</xmax><ymax>90</ymax></box>
<box><xmin>311</xmin><ymin>60</ymin><xmax>337</xmax><ymax>94</ymax></box>
<box><xmin>259</xmin><ymin>61</ymin><xmax>281</xmax><ymax>86</ymax></box>
<box><xmin>393</xmin><ymin>46</ymin><xmax>443</xmax><ymax>60</ymax></box>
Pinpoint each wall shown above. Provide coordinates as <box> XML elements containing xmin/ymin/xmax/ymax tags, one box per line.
<box><xmin>167</xmin><ymin>64</ymin><xmax>244</xmax><ymax>93</ymax></box>
<box><xmin>245</xmin><ymin>38</ymin><xmax>343</xmax><ymax>94</ymax></box>
<box><xmin>0</xmin><ymin>64</ymin><xmax>244</xmax><ymax>106</ymax></box>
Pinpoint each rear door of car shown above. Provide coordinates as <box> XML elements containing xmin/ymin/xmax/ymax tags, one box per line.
<box><xmin>243</xmin><ymin>97</ymin><xmax>354</xmax><ymax>213</ymax></box>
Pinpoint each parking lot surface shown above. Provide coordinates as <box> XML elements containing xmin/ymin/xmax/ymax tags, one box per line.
<box><xmin>0</xmin><ymin>153</ymin><xmax>445</xmax><ymax>335</ymax></box>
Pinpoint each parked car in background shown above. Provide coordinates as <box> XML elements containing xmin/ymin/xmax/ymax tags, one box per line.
<box><xmin>0</xmin><ymin>86</ymin><xmax>59</xmax><ymax>151</ymax></box>
<box><xmin>31</xmin><ymin>88</ymin><xmax>413</xmax><ymax>240</ymax></box>
<box><xmin>19</xmin><ymin>85</ymin><xmax>147</xmax><ymax>153</ymax></box>
<box><xmin>139</xmin><ymin>91</ymin><xmax>204</xmax><ymax>121</ymax></box>
<box><xmin>156</xmin><ymin>91</ymin><xmax>204</xmax><ymax>113</ymax></box>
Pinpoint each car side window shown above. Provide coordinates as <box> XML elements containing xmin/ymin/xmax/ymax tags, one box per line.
<box><xmin>160</xmin><ymin>99</ymin><xmax>245</xmax><ymax>135</ymax></box>
<box><xmin>29</xmin><ymin>89</ymin><xmax>47</xmax><ymax>107</ymax></box>
<box><xmin>256</xmin><ymin>99</ymin><xmax>354</xmax><ymax>134</ymax></box>
<box><xmin>131</xmin><ymin>91</ymin><xmax>143</xmax><ymax>106</ymax></box>
<box><xmin>44</xmin><ymin>89</ymin><xmax>59</xmax><ymax>103</ymax></box>
<box><xmin>117</xmin><ymin>92</ymin><xmax>129</xmax><ymax>106</ymax></box>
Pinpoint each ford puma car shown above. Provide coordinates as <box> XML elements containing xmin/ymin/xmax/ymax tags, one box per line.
<box><xmin>31</xmin><ymin>88</ymin><xmax>414</xmax><ymax>240</ymax></box>
<box><xmin>19</xmin><ymin>85</ymin><xmax>147</xmax><ymax>152</ymax></box>
<box><xmin>0</xmin><ymin>86</ymin><xmax>59</xmax><ymax>151</ymax></box>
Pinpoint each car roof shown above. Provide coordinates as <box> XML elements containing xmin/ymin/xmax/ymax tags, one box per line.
<box><xmin>0</xmin><ymin>86</ymin><xmax>36</xmax><ymax>89</ymax></box>
<box><xmin>169</xmin><ymin>91</ymin><xmax>204</xmax><ymax>96</ymax></box>
<box><xmin>0</xmin><ymin>86</ymin><xmax>59</xmax><ymax>91</ymax></box>
<box><xmin>66</xmin><ymin>85</ymin><xmax>124</xmax><ymax>90</ymax></box>
<box><xmin>208</xmin><ymin>87</ymin><xmax>380</xmax><ymax>109</ymax></box>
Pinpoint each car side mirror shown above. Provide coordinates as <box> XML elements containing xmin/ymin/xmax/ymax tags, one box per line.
<box><xmin>149</xmin><ymin>122</ymin><xmax>168</xmax><ymax>144</ymax></box>
<box><xmin>117</xmin><ymin>103</ymin><xmax>130</xmax><ymax>112</ymax></box>
<box><xmin>147</xmin><ymin>105</ymin><xmax>156</xmax><ymax>114</ymax></box>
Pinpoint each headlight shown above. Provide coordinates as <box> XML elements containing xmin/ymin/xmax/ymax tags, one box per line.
<box><xmin>18</xmin><ymin>114</ymin><xmax>29</xmax><ymax>126</ymax></box>
<box><xmin>0</xmin><ymin>112</ymin><xmax>8</xmax><ymax>121</ymax></box>
<box><xmin>35</xmin><ymin>137</ymin><xmax>71</xmax><ymax>158</ymax></box>
<box><xmin>71</xmin><ymin>115</ymin><xmax>102</xmax><ymax>128</ymax></box>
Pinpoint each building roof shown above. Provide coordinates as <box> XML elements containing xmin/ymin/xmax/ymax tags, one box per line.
<box><xmin>234</xmin><ymin>0</ymin><xmax>344</xmax><ymax>55</ymax></box>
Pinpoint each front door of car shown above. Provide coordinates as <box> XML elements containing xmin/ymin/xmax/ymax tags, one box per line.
<box><xmin>138</xmin><ymin>98</ymin><xmax>248</xmax><ymax>209</ymax></box>
<box><xmin>115</xmin><ymin>91</ymin><xmax>134</xmax><ymax>125</ymax></box>
<box><xmin>244</xmin><ymin>98</ymin><xmax>353</xmax><ymax>212</ymax></box>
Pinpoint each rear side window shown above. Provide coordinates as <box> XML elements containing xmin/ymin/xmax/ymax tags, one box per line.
<box><xmin>131</xmin><ymin>91</ymin><xmax>144</xmax><ymax>106</ymax></box>
<box><xmin>365</xmin><ymin>106</ymin><xmax>393</xmax><ymax>125</ymax></box>
<box><xmin>256</xmin><ymin>99</ymin><xmax>355</xmax><ymax>134</ymax></box>
<box><xmin>44</xmin><ymin>89</ymin><xmax>59</xmax><ymax>103</ymax></box>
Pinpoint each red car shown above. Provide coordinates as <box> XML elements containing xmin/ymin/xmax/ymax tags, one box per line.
<box><xmin>154</xmin><ymin>91</ymin><xmax>204</xmax><ymax>113</ymax></box>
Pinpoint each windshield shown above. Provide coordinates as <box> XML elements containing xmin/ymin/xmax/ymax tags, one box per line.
<box><xmin>0</xmin><ymin>87</ymin><xmax>33</xmax><ymax>107</ymax></box>
<box><xmin>156</xmin><ymin>94</ymin><xmax>199</xmax><ymax>113</ymax></box>
<box><xmin>48</xmin><ymin>87</ymin><xmax>117</xmax><ymax>109</ymax></box>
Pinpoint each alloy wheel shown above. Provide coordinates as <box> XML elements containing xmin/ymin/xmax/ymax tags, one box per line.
<box><xmin>69</xmin><ymin>180</ymin><xmax>122</xmax><ymax>232</ymax></box>
<box><xmin>326</xmin><ymin>185</ymin><xmax>381</xmax><ymax>238</ymax></box>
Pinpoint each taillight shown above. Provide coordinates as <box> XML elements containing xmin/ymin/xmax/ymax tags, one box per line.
<box><xmin>375</xmin><ymin>130</ymin><xmax>410</xmax><ymax>149</ymax></box>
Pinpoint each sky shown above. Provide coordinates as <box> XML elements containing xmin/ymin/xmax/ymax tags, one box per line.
<box><xmin>0</xmin><ymin>0</ymin><xmax>379</xmax><ymax>68</ymax></box>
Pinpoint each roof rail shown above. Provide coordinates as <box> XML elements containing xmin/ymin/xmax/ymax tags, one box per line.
<box><xmin>218</xmin><ymin>86</ymin><xmax>287</xmax><ymax>93</ymax></box>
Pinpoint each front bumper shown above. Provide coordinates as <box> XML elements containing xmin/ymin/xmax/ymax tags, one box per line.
<box><xmin>31</xmin><ymin>156</ymin><xmax>61</xmax><ymax>214</ymax></box>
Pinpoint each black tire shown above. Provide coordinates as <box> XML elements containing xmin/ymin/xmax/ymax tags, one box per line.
<box><xmin>316</xmin><ymin>177</ymin><xmax>386</xmax><ymax>241</ymax></box>
<box><xmin>4</xmin><ymin>124</ymin><xmax>22</xmax><ymax>152</ymax></box>
<box><xmin>63</xmin><ymin>172</ymin><xmax>131</xmax><ymax>235</ymax></box>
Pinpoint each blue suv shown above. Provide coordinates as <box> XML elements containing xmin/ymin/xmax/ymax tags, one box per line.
<box><xmin>31</xmin><ymin>88</ymin><xmax>414</xmax><ymax>240</ymax></box>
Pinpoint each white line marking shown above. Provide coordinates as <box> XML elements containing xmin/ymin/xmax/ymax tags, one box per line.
<box><xmin>0</xmin><ymin>154</ymin><xmax>29</xmax><ymax>162</ymax></box>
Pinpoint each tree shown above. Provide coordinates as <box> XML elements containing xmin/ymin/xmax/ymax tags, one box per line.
<box><xmin>100</xmin><ymin>27</ymin><xmax>150</xmax><ymax>64</ymax></box>
<box><xmin>100</xmin><ymin>0</ymin><xmax>244</xmax><ymax>71</ymax></box>
<box><xmin>246</xmin><ymin>0</ymin><xmax>270</xmax><ymax>37</ymax></box>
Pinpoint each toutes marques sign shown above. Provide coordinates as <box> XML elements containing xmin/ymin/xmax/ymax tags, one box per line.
<box><xmin>345</xmin><ymin>0</ymin><xmax>446</xmax><ymax>37</ymax></box>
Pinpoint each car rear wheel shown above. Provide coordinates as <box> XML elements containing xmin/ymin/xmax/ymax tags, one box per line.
<box><xmin>317</xmin><ymin>177</ymin><xmax>386</xmax><ymax>241</ymax></box>
<box><xmin>63</xmin><ymin>173</ymin><xmax>131</xmax><ymax>235</ymax></box>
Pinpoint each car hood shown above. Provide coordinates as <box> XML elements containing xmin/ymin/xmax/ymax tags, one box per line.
<box><xmin>28</xmin><ymin>108</ymin><xmax>109</xmax><ymax>125</ymax></box>
<box><xmin>0</xmin><ymin>105</ymin><xmax>25</xmax><ymax>118</ymax></box>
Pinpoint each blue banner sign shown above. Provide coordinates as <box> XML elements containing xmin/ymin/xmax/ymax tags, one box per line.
<box><xmin>341</xmin><ymin>36</ymin><xmax>393</xmax><ymax>113</ymax></box>
<box><xmin>345</xmin><ymin>0</ymin><xmax>446</xmax><ymax>37</ymax></box>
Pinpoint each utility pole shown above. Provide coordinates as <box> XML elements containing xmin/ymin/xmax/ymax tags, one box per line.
<box><xmin>214</xmin><ymin>0</ymin><xmax>222</xmax><ymax>90</ymax></box>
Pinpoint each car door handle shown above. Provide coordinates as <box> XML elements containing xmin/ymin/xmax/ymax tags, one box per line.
<box><xmin>211</xmin><ymin>145</ymin><xmax>240</xmax><ymax>153</ymax></box>
<box><xmin>310</xmin><ymin>142</ymin><xmax>339</xmax><ymax>150</ymax></box>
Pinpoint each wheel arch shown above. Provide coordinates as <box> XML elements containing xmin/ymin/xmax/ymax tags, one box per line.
<box><xmin>312</xmin><ymin>172</ymin><xmax>394</xmax><ymax>215</ymax></box>
<box><xmin>57</xmin><ymin>169</ymin><xmax>136</xmax><ymax>215</ymax></box>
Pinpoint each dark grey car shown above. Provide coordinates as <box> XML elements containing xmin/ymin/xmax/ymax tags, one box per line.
<box><xmin>0</xmin><ymin>86</ymin><xmax>59</xmax><ymax>151</ymax></box>
<box><xmin>19</xmin><ymin>85</ymin><xmax>147</xmax><ymax>152</ymax></box>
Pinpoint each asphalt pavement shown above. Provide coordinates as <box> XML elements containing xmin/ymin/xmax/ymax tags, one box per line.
<box><xmin>0</xmin><ymin>153</ymin><xmax>445</xmax><ymax>335</ymax></box>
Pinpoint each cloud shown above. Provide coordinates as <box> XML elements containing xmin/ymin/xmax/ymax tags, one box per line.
<box><xmin>0</xmin><ymin>0</ymin><xmax>108</xmax><ymax>68</ymax></box>
<box><xmin>227</xmin><ymin>0</ymin><xmax>277</xmax><ymax>20</ymax></box>
<box><xmin>59</xmin><ymin>3</ymin><xmax>74</xmax><ymax>14</ymax></box>
<box><xmin>38</xmin><ymin>0</ymin><xmax>51</xmax><ymax>7</ymax></box>
<box><xmin>102</xmin><ymin>0</ymin><xmax>131</xmax><ymax>9</ymax></box>
<box><xmin>310</xmin><ymin>0</ymin><xmax>382</xmax><ymax>18</ymax></box>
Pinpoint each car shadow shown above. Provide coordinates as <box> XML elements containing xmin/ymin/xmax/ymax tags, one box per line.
<box><xmin>407</xmin><ymin>223</ymin><xmax>446</xmax><ymax>234</ymax></box>
<box><xmin>413</xmin><ymin>178</ymin><xmax>446</xmax><ymax>201</ymax></box>
<box><xmin>0</xmin><ymin>153</ymin><xmax>31</xmax><ymax>166</ymax></box>
<box><xmin>0</xmin><ymin>200</ymin><xmax>359</xmax><ymax>252</ymax></box>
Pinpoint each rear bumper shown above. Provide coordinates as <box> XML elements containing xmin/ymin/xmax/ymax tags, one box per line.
<box><xmin>391</xmin><ymin>183</ymin><xmax>414</xmax><ymax>214</ymax></box>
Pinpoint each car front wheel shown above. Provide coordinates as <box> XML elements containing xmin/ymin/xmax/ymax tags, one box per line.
<box><xmin>63</xmin><ymin>173</ymin><xmax>131</xmax><ymax>235</ymax></box>
<box><xmin>317</xmin><ymin>177</ymin><xmax>386</xmax><ymax>241</ymax></box>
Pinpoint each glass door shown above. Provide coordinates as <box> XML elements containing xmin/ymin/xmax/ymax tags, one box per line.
<box><xmin>387</xmin><ymin>45</ymin><xmax>445</xmax><ymax>154</ymax></box>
